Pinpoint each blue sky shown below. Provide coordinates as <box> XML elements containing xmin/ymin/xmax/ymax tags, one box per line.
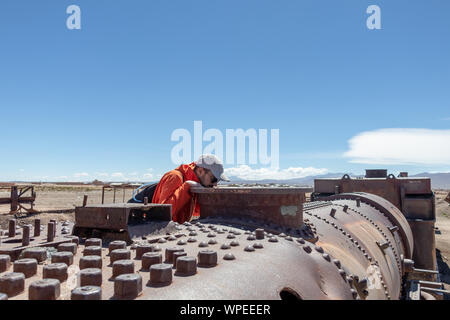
<box><xmin>1</xmin><ymin>0</ymin><xmax>449</xmax><ymax>182</ymax></box>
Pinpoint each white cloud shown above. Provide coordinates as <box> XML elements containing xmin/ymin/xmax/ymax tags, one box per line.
<box><xmin>224</xmin><ymin>165</ymin><xmax>328</xmax><ymax>180</ymax></box>
<box><xmin>111</xmin><ymin>172</ymin><xmax>125</xmax><ymax>178</ymax></box>
<box><xmin>344</xmin><ymin>128</ymin><xmax>450</xmax><ymax>165</ymax></box>
<box><xmin>95</xmin><ymin>172</ymin><xmax>109</xmax><ymax>177</ymax></box>
<box><xmin>73</xmin><ymin>172</ymin><xmax>89</xmax><ymax>178</ymax></box>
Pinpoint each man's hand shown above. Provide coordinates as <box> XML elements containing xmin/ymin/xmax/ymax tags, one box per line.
<box><xmin>186</xmin><ymin>180</ymin><xmax>201</xmax><ymax>187</ymax></box>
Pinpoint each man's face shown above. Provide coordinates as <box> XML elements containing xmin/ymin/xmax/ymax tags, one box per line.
<box><xmin>197</xmin><ymin>167</ymin><xmax>218</xmax><ymax>188</ymax></box>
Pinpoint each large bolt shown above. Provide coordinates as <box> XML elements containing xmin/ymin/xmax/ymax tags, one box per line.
<box><xmin>34</xmin><ymin>219</ymin><xmax>40</xmax><ymax>237</ymax></box>
<box><xmin>51</xmin><ymin>252</ymin><xmax>74</xmax><ymax>266</ymax></box>
<box><xmin>165</xmin><ymin>247</ymin><xmax>184</xmax><ymax>264</ymax></box>
<box><xmin>108</xmin><ymin>240</ymin><xmax>127</xmax><ymax>254</ymax></box>
<box><xmin>69</xmin><ymin>235</ymin><xmax>80</xmax><ymax>246</ymax></box>
<box><xmin>173</xmin><ymin>251</ymin><xmax>187</xmax><ymax>267</ymax></box>
<box><xmin>58</xmin><ymin>243</ymin><xmax>77</xmax><ymax>255</ymax></box>
<box><xmin>83</xmin><ymin>246</ymin><xmax>102</xmax><ymax>257</ymax></box>
<box><xmin>79</xmin><ymin>268</ymin><xmax>102</xmax><ymax>286</ymax></box>
<box><xmin>0</xmin><ymin>255</ymin><xmax>11</xmax><ymax>273</ymax></box>
<box><xmin>0</xmin><ymin>272</ymin><xmax>25</xmax><ymax>297</ymax></box>
<box><xmin>330</xmin><ymin>208</ymin><xmax>336</xmax><ymax>218</ymax></box>
<box><xmin>43</xmin><ymin>263</ymin><xmax>68</xmax><ymax>282</ymax></box>
<box><xmin>23</xmin><ymin>247</ymin><xmax>47</xmax><ymax>263</ymax></box>
<box><xmin>141</xmin><ymin>252</ymin><xmax>162</xmax><ymax>270</ymax></box>
<box><xmin>198</xmin><ymin>250</ymin><xmax>218</xmax><ymax>267</ymax></box>
<box><xmin>71</xmin><ymin>286</ymin><xmax>102</xmax><ymax>300</ymax></box>
<box><xmin>255</xmin><ymin>229</ymin><xmax>265</xmax><ymax>240</ymax></box>
<box><xmin>112</xmin><ymin>260</ymin><xmax>135</xmax><ymax>278</ymax></box>
<box><xmin>135</xmin><ymin>244</ymin><xmax>153</xmax><ymax>259</ymax></box>
<box><xmin>175</xmin><ymin>256</ymin><xmax>197</xmax><ymax>276</ymax></box>
<box><xmin>8</xmin><ymin>219</ymin><xmax>16</xmax><ymax>238</ymax></box>
<box><xmin>22</xmin><ymin>225</ymin><xmax>30</xmax><ymax>246</ymax></box>
<box><xmin>29</xmin><ymin>279</ymin><xmax>60</xmax><ymax>300</ymax></box>
<box><xmin>149</xmin><ymin>263</ymin><xmax>173</xmax><ymax>285</ymax></box>
<box><xmin>13</xmin><ymin>259</ymin><xmax>38</xmax><ymax>278</ymax></box>
<box><xmin>80</xmin><ymin>256</ymin><xmax>102</xmax><ymax>269</ymax></box>
<box><xmin>114</xmin><ymin>274</ymin><xmax>142</xmax><ymax>299</ymax></box>
<box><xmin>85</xmin><ymin>238</ymin><xmax>102</xmax><ymax>247</ymax></box>
<box><xmin>47</xmin><ymin>222</ymin><xmax>55</xmax><ymax>242</ymax></box>
<box><xmin>402</xmin><ymin>259</ymin><xmax>415</xmax><ymax>273</ymax></box>
<box><xmin>356</xmin><ymin>198</ymin><xmax>361</xmax><ymax>207</ymax></box>
<box><xmin>110</xmin><ymin>249</ymin><xmax>131</xmax><ymax>264</ymax></box>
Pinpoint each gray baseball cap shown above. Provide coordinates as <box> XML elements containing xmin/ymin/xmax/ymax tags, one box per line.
<box><xmin>195</xmin><ymin>154</ymin><xmax>230</xmax><ymax>182</ymax></box>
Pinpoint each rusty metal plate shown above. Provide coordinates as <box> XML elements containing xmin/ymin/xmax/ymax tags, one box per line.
<box><xmin>191</xmin><ymin>186</ymin><xmax>312</xmax><ymax>229</ymax></box>
<box><xmin>325</xmin><ymin>193</ymin><xmax>414</xmax><ymax>261</ymax></box>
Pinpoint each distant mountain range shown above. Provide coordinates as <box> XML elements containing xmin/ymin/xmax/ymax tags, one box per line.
<box><xmin>224</xmin><ymin>172</ymin><xmax>450</xmax><ymax>189</ymax></box>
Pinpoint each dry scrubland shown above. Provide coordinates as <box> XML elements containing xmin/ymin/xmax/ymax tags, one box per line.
<box><xmin>0</xmin><ymin>185</ymin><xmax>449</xmax><ymax>293</ymax></box>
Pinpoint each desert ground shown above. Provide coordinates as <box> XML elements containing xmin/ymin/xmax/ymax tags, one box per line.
<box><xmin>1</xmin><ymin>185</ymin><xmax>449</xmax><ymax>294</ymax></box>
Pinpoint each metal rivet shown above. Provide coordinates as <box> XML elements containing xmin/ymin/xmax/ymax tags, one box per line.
<box><xmin>220</xmin><ymin>243</ymin><xmax>231</xmax><ymax>250</ymax></box>
<box><xmin>269</xmin><ymin>237</ymin><xmax>278</xmax><ymax>243</ymax></box>
<box><xmin>187</xmin><ymin>238</ymin><xmax>197</xmax><ymax>243</ymax></box>
<box><xmin>177</xmin><ymin>239</ymin><xmax>187</xmax><ymax>245</ymax></box>
<box><xmin>285</xmin><ymin>236</ymin><xmax>293</xmax><ymax>241</ymax></box>
<box><xmin>230</xmin><ymin>240</ymin><xmax>239</xmax><ymax>247</ymax></box>
<box><xmin>333</xmin><ymin>259</ymin><xmax>341</xmax><ymax>268</ymax></box>
<box><xmin>322</xmin><ymin>253</ymin><xmax>331</xmax><ymax>261</ymax></box>
<box><xmin>253</xmin><ymin>243</ymin><xmax>264</xmax><ymax>249</ymax></box>
<box><xmin>296</xmin><ymin>238</ymin><xmax>305</xmax><ymax>244</ymax></box>
<box><xmin>247</xmin><ymin>235</ymin><xmax>256</xmax><ymax>241</ymax></box>
<box><xmin>244</xmin><ymin>245</ymin><xmax>255</xmax><ymax>252</ymax></box>
<box><xmin>315</xmin><ymin>245</ymin><xmax>324</xmax><ymax>253</ymax></box>
<box><xmin>227</xmin><ymin>234</ymin><xmax>236</xmax><ymax>239</ymax></box>
<box><xmin>223</xmin><ymin>253</ymin><xmax>235</xmax><ymax>261</ymax></box>
<box><xmin>157</xmin><ymin>238</ymin><xmax>167</xmax><ymax>244</ymax></box>
<box><xmin>189</xmin><ymin>231</ymin><xmax>198</xmax><ymax>236</ymax></box>
<box><xmin>303</xmin><ymin>246</ymin><xmax>312</xmax><ymax>253</ymax></box>
<box><xmin>208</xmin><ymin>239</ymin><xmax>218</xmax><ymax>245</ymax></box>
<box><xmin>198</xmin><ymin>241</ymin><xmax>209</xmax><ymax>248</ymax></box>
<box><xmin>207</xmin><ymin>233</ymin><xmax>216</xmax><ymax>238</ymax></box>
<box><xmin>279</xmin><ymin>233</ymin><xmax>287</xmax><ymax>238</ymax></box>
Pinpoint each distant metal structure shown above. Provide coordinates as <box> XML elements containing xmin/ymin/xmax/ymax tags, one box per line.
<box><xmin>101</xmin><ymin>183</ymin><xmax>142</xmax><ymax>204</ymax></box>
<box><xmin>445</xmin><ymin>191</ymin><xmax>450</xmax><ymax>205</ymax></box>
<box><xmin>0</xmin><ymin>185</ymin><xmax>38</xmax><ymax>216</ymax></box>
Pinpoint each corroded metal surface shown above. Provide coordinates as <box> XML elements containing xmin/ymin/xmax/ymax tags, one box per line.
<box><xmin>73</xmin><ymin>203</ymin><xmax>172</xmax><ymax>243</ymax></box>
<box><xmin>312</xmin><ymin>172</ymin><xmax>436</xmax><ymax>271</ymax></box>
<box><xmin>1</xmin><ymin>185</ymin><xmax>445</xmax><ymax>300</ymax></box>
<box><xmin>191</xmin><ymin>186</ymin><xmax>312</xmax><ymax>229</ymax></box>
<box><xmin>0</xmin><ymin>221</ymin><xmax>75</xmax><ymax>261</ymax></box>
<box><xmin>0</xmin><ymin>222</ymin><xmax>355</xmax><ymax>300</ymax></box>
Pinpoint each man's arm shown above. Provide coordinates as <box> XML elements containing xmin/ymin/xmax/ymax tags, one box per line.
<box><xmin>157</xmin><ymin>172</ymin><xmax>193</xmax><ymax>217</ymax></box>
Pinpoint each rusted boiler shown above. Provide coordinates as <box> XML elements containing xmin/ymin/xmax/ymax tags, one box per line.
<box><xmin>0</xmin><ymin>182</ymin><xmax>447</xmax><ymax>300</ymax></box>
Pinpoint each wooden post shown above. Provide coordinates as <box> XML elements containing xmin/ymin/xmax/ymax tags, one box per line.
<box><xmin>101</xmin><ymin>186</ymin><xmax>105</xmax><ymax>204</ymax></box>
<box><xmin>10</xmin><ymin>186</ymin><xmax>18</xmax><ymax>212</ymax></box>
<box><xmin>83</xmin><ymin>195</ymin><xmax>88</xmax><ymax>207</ymax></box>
<box><xmin>113</xmin><ymin>188</ymin><xmax>116</xmax><ymax>204</ymax></box>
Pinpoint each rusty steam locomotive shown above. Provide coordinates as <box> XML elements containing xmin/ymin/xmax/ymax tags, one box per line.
<box><xmin>0</xmin><ymin>169</ymin><xmax>447</xmax><ymax>300</ymax></box>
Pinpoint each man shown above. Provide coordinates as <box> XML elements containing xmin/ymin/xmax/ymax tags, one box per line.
<box><xmin>152</xmin><ymin>154</ymin><xmax>230</xmax><ymax>224</ymax></box>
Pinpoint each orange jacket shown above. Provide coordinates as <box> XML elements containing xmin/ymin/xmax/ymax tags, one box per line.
<box><xmin>152</xmin><ymin>162</ymin><xmax>200</xmax><ymax>223</ymax></box>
